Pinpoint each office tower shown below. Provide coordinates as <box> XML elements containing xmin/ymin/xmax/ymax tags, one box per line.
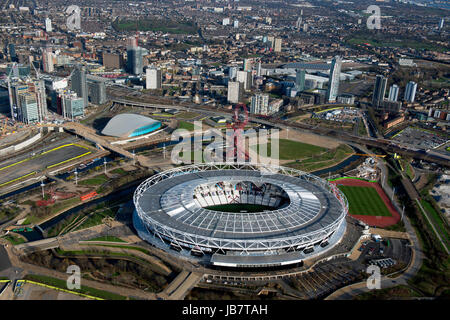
<box><xmin>273</xmin><ymin>38</ymin><xmax>282</xmax><ymax>52</ymax></box>
<box><xmin>250</xmin><ymin>94</ymin><xmax>270</xmax><ymax>115</ymax></box>
<box><xmin>9</xmin><ymin>79</ymin><xmax>46</xmax><ymax>122</ymax></box>
<box><xmin>295</xmin><ymin>70</ymin><xmax>306</xmax><ymax>92</ymax></box>
<box><xmin>18</xmin><ymin>92</ymin><xmax>39</xmax><ymax>124</ymax></box>
<box><xmin>237</xmin><ymin>70</ymin><xmax>252</xmax><ymax>91</ymax></box>
<box><xmin>88</xmin><ymin>81</ymin><xmax>107</xmax><ymax>105</ymax></box>
<box><xmin>228</xmin><ymin>66</ymin><xmax>238</xmax><ymax>80</ymax></box>
<box><xmin>61</xmin><ymin>91</ymin><xmax>84</xmax><ymax>119</ymax></box>
<box><xmin>233</xmin><ymin>20</ymin><xmax>239</xmax><ymax>28</ymax></box>
<box><xmin>256</xmin><ymin>62</ymin><xmax>262</xmax><ymax>77</ymax></box>
<box><xmin>326</xmin><ymin>56</ymin><xmax>342</xmax><ymax>102</ymax></box>
<box><xmin>404</xmin><ymin>81</ymin><xmax>417</xmax><ymax>103</ymax></box>
<box><xmin>127</xmin><ymin>46</ymin><xmax>145</xmax><ymax>75</ymax></box>
<box><xmin>372</xmin><ymin>74</ymin><xmax>387</xmax><ymax>107</ymax></box>
<box><xmin>296</xmin><ymin>17</ymin><xmax>302</xmax><ymax>29</ymax></box>
<box><xmin>243</xmin><ymin>59</ymin><xmax>252</xmax><ymax>71</ymax></box>
<box><xmin>146</xmin><ymin>67</ymin><xmax>162</xmax><ymax>89</ymax></box>
<box><xmin>71</xmin><ymin>66</ymin><xmax>88</xmax><ymax>108</ymax></box>
<box><xmin>8</xmin><ymin>43</ymin><xmax>16</xmax><ymax>62</ymax></box>
<box><xmin>34</xmin><ymin>79</ymin><xmax>47</xmax><ymax>120</ymax></box>
<box><xmin>102</xmin><ymin>52</ymin><xmax>124</xmax><ymax>69</ymax></box>
<box><xmin>45</xmin><ymin>17</ymin><xmax>52</xmax><ymax>32</ymax></box>
<box><xmin>42</xmin><ymin>48</ymin><xmax>54</xmax><ymax>73</ymax></box>
<box><xmin>126</xmin><ymin>36</ymin><xmax>138</xmax><ymax>48</ymax></box>
<box><xmin>227</xmin><ymin>81</ymin><xmax>243</xmax><ymax>103</ymax></box>
<box><xmin>439</xmin><ymin>18</ymin><xmax>444</xmax><ymax>30</ymax></box>
<box><xmin>9</xmin><ymin>82</ymin><xmax>28</xmax><ymax>120</ymax></box>
<box><xmin>223</xmin><ymin>18</ymin><xmax>230</xmax><ymax>26</ymax></box>
<box><xmin>303</xmin><ymin>23</ymin><xmax>308</xmax><ymax>32</ymax></box>
<box><xmin>388</xmin><ymin>84</ymin><xmax>399</xmax><ymax>102</ymax></box>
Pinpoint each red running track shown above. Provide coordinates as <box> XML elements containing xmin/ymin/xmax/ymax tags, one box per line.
<box><xmin>330</xmin><ymin>178</ymin><xmax>401</xmax><ymax>228</ymax></box>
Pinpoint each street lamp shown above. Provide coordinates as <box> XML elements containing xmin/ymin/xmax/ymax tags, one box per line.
<box><xmin>40</xmin><ymin>177</ymin><xmax>45</xmax><ymax>199</ymax></box>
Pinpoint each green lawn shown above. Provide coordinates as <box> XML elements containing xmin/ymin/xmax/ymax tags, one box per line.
<box><xmin>50</xmin><ymin>197</ymin><xmax>82</xmax><ymax>215</ymax></box>
<box><xmin>177</xmin><ymin>120</ymin><xmax>195</xmax><ymax>131</ymax></box>
<box><xmin>3</xmin><ymin>234</ymin><xmax>26</xmax><ymax>245</ymax></box>
<box><xmin>285</xmin><ymin>144</ymin><xmax>353</xmax><ymax>172</ymax></box>
<box><xmin>111</xmin><ymin>168</ymin><xmax>127</xmax><ymax>175</ymax></box>
<box><xmin>79</xmin><ymin>174</ymin><xmax>109</xmax><ymax>186</ymax></box>
<box><xmin>338</xmin><ymin>185</ymin><xmax>392</xmax><ymax>216</ymax></box>
<box><xmin>252</xmin><ymin>139</ymin><xmax>327</xmax><ymax>160</ymax></box>
<box><xmin>177</xmin><ymin>111</ymin><xmax>200</xmax><ymax>120</ymax></box>
<box><xmin>87</xmin><ymin>236</ymin><xmax>126</xmax><ymax>243</ymax></box>
<box><xmin>347</xmin><ymin>36</ymin><xmax>448</xmax><ymax>53</ymax></box>
<box><xmin>71</xmin><ymin>208</ymin><xmax>116</xmax><ymax>232</ymax></box>
<box><xmin>23</xmin><ymin>274</ymin><xmax>127</xmax><ymax>300</ymax></box>
<box><xmin>420</xmin><ymin>200</ymin><xmax>450</xmax><ymax>247</ymax></box>
<box><xmin>112</xmin><ymin>18</ymin><xmax>197</xmax><ymax>35</ymax></box>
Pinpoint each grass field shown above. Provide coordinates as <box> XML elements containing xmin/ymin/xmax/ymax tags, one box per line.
<box><xmin>286</xmin><ymin>144</ymin><xmax>353</xmax><ymax>172</ymax></box>
<box><xmin>177</xmin><ymin>111</ymin><xmax>200</xmax><ymax>120</ymax></box>
<box><xmin>87</xmin><ymin>236</ymin><xmax>126</xmax><ymax>243</ymax></box>
<box><xmin>420</xmin><ymin>200</ymin><xmax>450</xmax><ymax>248</ymax></box>
<box><xmin>338</xmin><ymin>185</ymin><xmax>392</xmax><ymax>216</ymax></box>
<box><xmin>177</xmin><ymin>120</ymin><xmax>195</xmax><ymax>131</ymax></box>
<box><xmin>23</xmin><ymin>274</ymin><xmax>127</xmax><ymax>300</ymax></box>
<box><xmin>112</xmin><ymin>17</ymin><xmax>197</xmax><ymax>35</ymax></box>
<box><xmin>3</xmin><ymin>234</ymin><xmax>26</xmax><ymax>245</ymax></box>
<box><xmin>79</xmin><ymin>174</ymin><xmax>109</xmax><ymax>186</ymax></box>
<box><xmin>252</xmin><ymin>139</ymin><xmax>327</xmax><ymax>160</ymax></box>
<box><xmin>111</xmin><ymin>168</ymin><xmax>127</xmax><ymax>175</ymax></box>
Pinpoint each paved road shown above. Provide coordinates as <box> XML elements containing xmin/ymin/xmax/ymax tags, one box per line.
<box><xmin>0</xmin><ymin>246</ymin><xmax>12</xmax><ymax>271</ymax></box>
<box><xmin>160</xmin><ymin>271</ymin><xmax>203</xmax><ymax>300</ymax></box>
<box><xmin>0</xmin><ymin>144</ymin><xmax>89</xmax><ymax>186</ymax></box>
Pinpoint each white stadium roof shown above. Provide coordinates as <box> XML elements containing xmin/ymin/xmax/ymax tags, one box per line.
<box><xmin>101</xmin><ymin>113</ymin><xmax>160</xmax><ymax>138</ymax></box>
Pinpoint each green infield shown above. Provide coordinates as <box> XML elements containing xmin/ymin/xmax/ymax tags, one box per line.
<box><xmin>338</xmin><ymin>185</ymin><xmax>392</xmax><ymax>217</ymax></box>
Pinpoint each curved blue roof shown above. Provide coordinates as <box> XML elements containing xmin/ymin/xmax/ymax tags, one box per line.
<box><xmin>101</xmin><ymin>113</ymin><xmax>161</xmax><ymax>138</ymax></box>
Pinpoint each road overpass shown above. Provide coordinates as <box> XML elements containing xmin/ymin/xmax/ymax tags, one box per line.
<box><xmin>59</xmin><ymin>122</ymin><xmax>162</xmax><ymax>167</ymax></box>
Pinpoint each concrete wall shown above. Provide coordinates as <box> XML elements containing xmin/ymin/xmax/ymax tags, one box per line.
<box><xmin>0</xmin><ymin>132</ymin><xmax>42</xmax><ymax>157</ymax></box>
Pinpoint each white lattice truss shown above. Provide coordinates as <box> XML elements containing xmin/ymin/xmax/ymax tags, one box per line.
<box><xmin>134</xmin><ymin>162</ymin><xmax>348</xmax><ymax>254</ymax></box>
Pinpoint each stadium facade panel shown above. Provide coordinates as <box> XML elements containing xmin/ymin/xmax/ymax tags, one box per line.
<box><xmin>133</xmin><ymin>163</ymin><xmax>348</xmax><ymax>268</ymax></box>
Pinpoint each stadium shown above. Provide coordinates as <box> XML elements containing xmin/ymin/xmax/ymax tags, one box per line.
<box><xmin>133</xmin><ymin>163</ymin><xmax>348</xmax><ymax>268</ymax></box>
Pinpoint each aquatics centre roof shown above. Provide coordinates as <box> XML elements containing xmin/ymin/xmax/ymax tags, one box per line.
<box><xmin>101</xmin><ymin>113</ymin><xmax>161</xmax><ymax>138</ymax></box>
